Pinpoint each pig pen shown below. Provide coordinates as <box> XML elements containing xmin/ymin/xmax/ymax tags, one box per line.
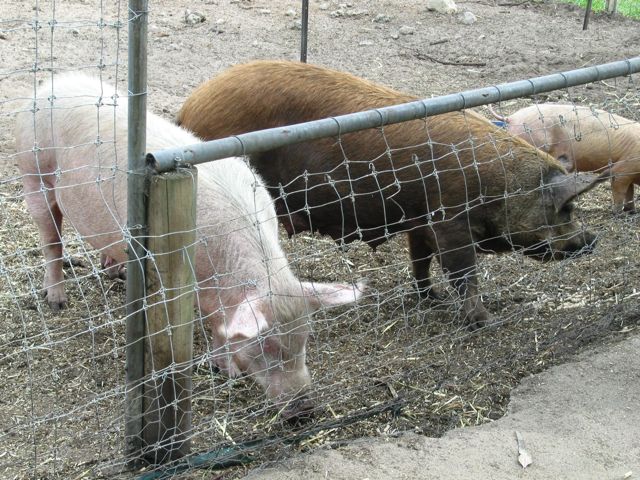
<box><xmin>1</xmin><ymin>1</ymin><xmax>639</xmax><ymax>479</ymax></box>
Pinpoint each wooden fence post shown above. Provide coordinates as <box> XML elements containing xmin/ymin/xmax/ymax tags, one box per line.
<box><xmin>143</xmin><ymin>167</ymin><xmax>197</xmax><ymax>463</ymax></box>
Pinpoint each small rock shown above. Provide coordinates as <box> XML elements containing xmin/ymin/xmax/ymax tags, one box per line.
<box><xmin>390</xmin><ymin>32</ymin><xmax>400</xmax><ymax>40</ymax></box>
<box><xmin>425</xmin><ymin>0</ymin><xmax>458</xmax><ymax>14</ymax></box>
<box><xmin>399</xmin><ymin>25</ymin><xmax>415</xmax><ymax>35</ymax></box>
<box><xmin>319</xmin><ymin>3</ymin><xmax>329</xmax><ymax>10</ymax></box>
<box><xmin>258</xmin><ymin>8</ymin><xmax>271</xmax><ymax>15</ymax></box>
<box><xmin>373</xmin><ymin>13</ymin><xmax>392</xmax><ymax>23</ymax></box>
<box><xmin>331</xmin><ymin>4</ymin><xmax>368</xmax><ymax>18</ymax></box>
<box><xmin>290</xmin><ymin>20</ymin><xmax>302</xmax><ymax>30</ymax></box>
<box><xmin>359</xmin><ymin>40</ymin><xmax>374</xmax><ymax>46</ymax></box>
<box><xmin>184</xmin><ymin>9</ymin><xmax>206</xmax><ymax>24</ymax></box>
<box><xmin>285</xmin><ymin>9</ymin><xmax>296</xmax><ymax>17</ymax></box>
<box><xmin>71</xmin><ymin>28</ymin><xmax>80</xmax><ymax>36</ymax></box>
<box><xmin>458</xmin><ymin>11</ymin><xmax>477</xmax><ymax>25</ymax></box>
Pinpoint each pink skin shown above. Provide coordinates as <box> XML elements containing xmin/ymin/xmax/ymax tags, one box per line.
<box><xmin>14</xmin><ymin>73</ymin><xmax>365</xmax><ymax>410</ymax></box>
<box><xmin>489</xmin><ymin>103</ymin><xmax>640</xmax><ymax>213</ymax></box>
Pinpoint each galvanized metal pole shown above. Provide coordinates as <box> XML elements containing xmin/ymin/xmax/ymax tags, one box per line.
<box><xmin>125</xmin><ymin>0</ymin><xmax>149</xmax><ymax>465</ymax></box>
<box><xmin>300</xmin><ymin>0</ymin><xmax>309</xmax><ymax>62</ymax></box>
<box><xmin>147</xmin><ymin>57</ymin><xmax>640</xmax><ymax>172</ymax></box>
<box><xmin>583</xmin><ymin>0</ymin><xmax>593</xmax><ymax>30</ymax></box>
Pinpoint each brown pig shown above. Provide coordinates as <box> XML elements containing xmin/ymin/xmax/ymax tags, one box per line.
<box><xmin>488</xmin><ymin>103</ymin><xmax>639</xmax><ymax>212</ymax></box>
<box><xmin>14</xmin><ymin>72</ymin><xmax>364</xmax><ymax>413</ymax></box>
<box><xmin>176</xmin><ymin>60</ymin><xmax>603</xmax><ymax>328</ymax></box>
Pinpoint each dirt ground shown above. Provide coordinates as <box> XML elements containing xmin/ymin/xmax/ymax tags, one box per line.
<box><xmin>243</xmin><ymin>334</ymin><xmax>640</xmax><ymax>480</ymax></box>
<box><xmin>0</xmin><ymin>1</ymin><xmax>639</xmax><ymax>479</ymax></box>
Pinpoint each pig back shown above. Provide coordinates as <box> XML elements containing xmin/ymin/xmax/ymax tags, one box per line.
<box><xmin>178</xmin><ymin>61</ymin><xmax>558</xmax><ymax>245</ymax></box>
<box><xmin>17</xmin><ymin>73</ymin><xmax>204</xmax><ymax>264</ymax></box>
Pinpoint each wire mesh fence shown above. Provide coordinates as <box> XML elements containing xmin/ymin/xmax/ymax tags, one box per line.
<box><xmin>1</xmin><ymin>2</ymin><xmax>640</xmax><ymax>479</ymax></box>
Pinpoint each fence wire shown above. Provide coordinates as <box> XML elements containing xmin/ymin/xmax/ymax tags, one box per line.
<box><xmin>1</xmin><ymin>3</ymin><xmax>640</xmax><ymax>480</ymax></box>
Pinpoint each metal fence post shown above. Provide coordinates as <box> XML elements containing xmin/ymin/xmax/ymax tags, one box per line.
<box><xmin>125</xmin><ymin>0</ymin><xmax>149</xmax><ymax>465</ymax></box>
<box><xmin>300</xmin><ymin>0</ymin><xmax>309</xmax><ymax>62</ymax></box>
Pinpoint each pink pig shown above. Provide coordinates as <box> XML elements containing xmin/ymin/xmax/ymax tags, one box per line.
<box><xmin>489</xmin><ymin>103</ymin><xmax>640</xmax><ymax>213</ymax></box>
<box><xmin>14</xmin><ymin>72</ymin><xmax>364</xmax><ymax>414</ymax></box>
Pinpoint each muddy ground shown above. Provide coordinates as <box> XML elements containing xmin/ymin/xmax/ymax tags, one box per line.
<box><xmin>0</xmin><ymin>0</ymin><xmax>639</xmax><ymax>479</ymax></box>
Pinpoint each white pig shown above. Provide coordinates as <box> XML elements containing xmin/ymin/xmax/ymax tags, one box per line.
<box><xmin>488</xmin><ymin>103</ymin><xmax>640</xmax><ymax>213</ymax></box>
<box><xmin>14</xmin><ymin>72</ymin><xmax>364</xmax><ymax>414</ymax></box>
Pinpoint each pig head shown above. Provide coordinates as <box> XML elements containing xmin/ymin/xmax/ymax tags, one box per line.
<box><xmin>207</xmin><ymin>279</ymin><xmax>364</xmax><ymax>405</ymax></box>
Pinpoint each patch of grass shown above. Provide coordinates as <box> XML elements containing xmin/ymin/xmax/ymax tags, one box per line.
<box><xmin>556</xmin><ymin>0</ymin><xmax>640</xmax><ymax>19</ymax></box>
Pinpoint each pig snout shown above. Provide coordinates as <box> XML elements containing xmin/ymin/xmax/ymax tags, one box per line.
<box><xmin>559</xmin><ymin>229</ymin><xmax>597</xmax><ymax>258</ymax></box>
<box><xmin>280</xmin><ymin>393</ymin><xmax>316</xmax><ymax>424</ymax></box>
<box><xmin>100</xmin><ymin>254</ymin><xmax>126</xmax><ymax>280</ymax></box>
<box><xmin>524</xmin><ymin>229</ymin><xmax>597</xmax><ymax>261</ymax></box>
<box><xmin>261</xmin><ymin>362</ymin><xmax>315</xmax><ymax>422</ymax></box>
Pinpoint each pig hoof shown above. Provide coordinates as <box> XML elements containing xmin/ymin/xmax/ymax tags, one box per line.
<box><xmin>44</xmin><ymin>292</ymin><xmax>68</xmax><ymax>312</ymax></box>
<box><xmin>49</xmin><ymin>301</ymin><xmax>67</xmax><ymax>312</ymax></box>
<box><xmin>465</xmin><ymin>311</ymin><xmax>492</xmax><ymax>331</ymax></box>
<box><xmin>417</xmin><ymin>286</ymin><xmax>444</xmax><ymax>303</ymax></box>
<box><xmin>42</xmin><ymin>289</ymin><xmax>67</xmax><ymax>313</ymax></box>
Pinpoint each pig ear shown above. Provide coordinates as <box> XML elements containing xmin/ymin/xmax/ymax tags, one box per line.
<box><xmin>219</xmin><ymin>300</ymin><xmax>269</xmax><ymax>339</ymax></box>
<box><xmin>300</xmin><ymin>281</ymin><xmax>366</xmax><ymax>311</ymax></box>
<box><xmin>549</xmin><ymin>171</ymin><xmax>609</xmax><ymax>211</ymax></box>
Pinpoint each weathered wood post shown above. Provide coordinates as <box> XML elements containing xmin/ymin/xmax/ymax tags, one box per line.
<box><xmin>143</xmin><ymin>167</ymin><xmax>197</xmax><ymax>463</ymax></box>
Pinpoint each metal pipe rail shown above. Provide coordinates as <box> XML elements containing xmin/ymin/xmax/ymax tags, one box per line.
<box><xmin>148</xmin><ymin>57</ymin><xmax>640</xmax><ymax>173</ymax></box>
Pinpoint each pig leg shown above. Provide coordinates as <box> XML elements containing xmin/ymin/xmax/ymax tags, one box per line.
<box><xmin>23</xmin><ymin>181</ymin><xmax>67</xmax><ymax>311</ymax></box>
<box><xmin>438</xmin><ymin>242</ymin><xmax>489</xmax><ymax>329</ymax></box>
<box><xmin>408</xmin><ymin>229</ymin><xmax>441</xmax><ymax>300</ymax></box>
<box><xmin>624</xmin><ymin>184</ymin><xmax>635</xmax><ymax>213</ymax></box>
<box><xmin>610</xmin><ymin>174</ymin><xmax>635</xmax><ymax>213</ymax></box>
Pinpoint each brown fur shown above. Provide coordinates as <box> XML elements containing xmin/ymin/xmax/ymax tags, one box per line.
<box><xmin>178</xmin><ymin>60</ymin><xmax>600</xmax><ymax>327</ymax></box>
